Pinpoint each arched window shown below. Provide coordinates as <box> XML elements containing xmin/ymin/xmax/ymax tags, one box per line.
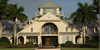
<box><xmin>42</xmin><ymin>23</ymin><xmax>58</xmax><ymax>34</ymax></box>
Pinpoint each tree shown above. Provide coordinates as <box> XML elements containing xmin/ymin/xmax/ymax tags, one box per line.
<box><xmin>69</xmin><ymin>2</ymin><xmax>98</xmax><ymax>44</ymax></box>
<box><xmin>32</xmin><ymin>17</ymin><xmax>35</xmax><ymax>20</ymax></box>
<box><xmin>0</xmin><ymin>0</ymin><xmax>9</xmax><ymax>39</ymax></box>
<box><xmin>6</xmin><ymin>4</ymin><xmax>28</xmax><ymax>44</ymax></box>
<box><xmin>92</xmin><ymin>0</ymin><xmax>99</xmax><ymax>14</ymax></box>
<box><xmin>64</xmin><ymin>17</ymin><xmax>67</xmax><ymax>20</ymax></box>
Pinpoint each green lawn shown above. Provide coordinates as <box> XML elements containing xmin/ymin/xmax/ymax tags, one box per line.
<box><xmin>0</xmin><ymin>48</ymin><xmax>99</xmax><ymax>50</ymax></box>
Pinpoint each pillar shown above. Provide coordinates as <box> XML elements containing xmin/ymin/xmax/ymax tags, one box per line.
<box><xmin>16</xmin><ymin>36</ymin><xmax>19</xmax><ymax>44</ymax></box>
<box><xmin>73</xmin><ymin>35</ymin><xmax>76</xmax><ymax>44</ymax></box>
<box><xmin>23</xmin><ymin>36</ymin><xmax>26</xmax><ymax>44</ymax></box>
<box><xmin>38</xmin><ymin>36</ymin><xmax>41</xmax><ymax>44</ymax></box>
<box><xmin>57</xmin><ymin>8</ymin><xmax>59</xmax><ymax>15</ymax></box>
<box><xmin>59</xmin><ymin>36</ymin><xmax>61</xmax><ymax>44</ymax></box>
<box><xmin>40</xmin><ymin>8</ymin><xmax>43</xmax><ymax>15</ymax></box>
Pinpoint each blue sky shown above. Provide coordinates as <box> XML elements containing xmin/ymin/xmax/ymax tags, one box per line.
<box><xmin>8</xmin><ymin>0</ymin><xmax>93</xmax><ymax>20</ymax></box>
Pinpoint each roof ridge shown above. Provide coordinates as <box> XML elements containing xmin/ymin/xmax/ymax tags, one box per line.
<box><xmin>38</xmin><ymin>0</ymin><xmax>61</xmax><ymax>8</ymax></box>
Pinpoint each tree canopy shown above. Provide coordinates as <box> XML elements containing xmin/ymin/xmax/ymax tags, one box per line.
<box><xmin>69</xmin><ymin>2</ymin><xmax>98</xmax><ymax>25</ymax></box>
<box><xmin>5</xmin><ymin>4</ymin><xmax>28</xmax><ymax>23</ymax></box>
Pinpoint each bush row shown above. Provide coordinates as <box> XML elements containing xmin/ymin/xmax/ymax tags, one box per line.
<box><xmin>61</xmin><ymin>44</ymin><xmax>99</xmax><ymax>48</ymax></box>
<box><xmin>0</xmin><ymin>44</ymin><xmax>37</xmax><ymax>48</ymax></box>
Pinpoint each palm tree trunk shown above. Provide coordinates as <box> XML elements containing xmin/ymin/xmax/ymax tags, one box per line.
<box><xmin>0</xmin><ymin>18</ymin><xmax>2</xmax><ymax>39</ymax></box>
<box><xmin>14</xmin><ymin>19</ymin><xmax>16</xmax><ymax>45</ymax></box>
<box><xmin>83</xmin><ymin>19</ymin><xmax>86</xmax><ymax>44</ymax></box>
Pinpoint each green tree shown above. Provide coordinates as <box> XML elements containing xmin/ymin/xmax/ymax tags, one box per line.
<box><xmin>92</xmin><ymin>0</ymin><xmax>99</xmax><ymax>14</ymax></box>
<box><xmin>69</xmin><ymin>2</ymin><xmax>98</xmax><ymax>44</ymax></box>
<box><xmin>64</xmin><ymin>17</ymin><xmax>67</xmax><ymax>20</ymax></box>
<box><xmin>32</xmin><ymin>17</ymin><xmax>35</xmax><ymax>20</ymax></box>
<box><xmin>6</xmin><ymin>4</ymin><xmax>28</xmax><ymax>44</ymax></box>
<box><xmin>0</xmin><ymin>0</ymin><xmax>9</xmax><ymax>39</ymax></box>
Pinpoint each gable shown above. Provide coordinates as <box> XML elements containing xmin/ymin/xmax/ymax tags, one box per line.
<box><xmin>38</xmin><ymin>12</ymin><xmax>60</xmax><ymax>21</ymax></box>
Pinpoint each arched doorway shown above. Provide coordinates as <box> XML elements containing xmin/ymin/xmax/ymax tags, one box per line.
<box><xmin>75</xmin><ymin>35</ymin><xmax>83</xmax><ymax>44</ymax></box>
<box><xmin>42</xmin><ymin>23</ymin><xmax>58</xmax><ymax>34</ymax></box>
<box><xmin>18</xmin><ymin>36</ymin><xmax>24</xmax><ymax>44</ymax></box>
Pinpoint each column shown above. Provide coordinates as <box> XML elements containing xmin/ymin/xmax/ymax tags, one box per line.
<box><xmin>59</xmin><ymin>35</ymin><xmax>61</xmax><ymax>44</ymax></box>
<box><xmin>23</xmin><ymin>36</ymin><xmax>26</xmax><ymax>44</ymax></box>
<box><xmin>16</xmin><ymin>36</ymin><xmax>19</xmax><ymax>44</ymax></box>
<box><xmin>38</xmin><ymin>36</ymin><xmax>41</xmax><ymax>44</ymax></box>
<box><xmin>57</xmin><ymin>8</ymin><xmax>59</xmax><ymax>15</ymax></box>
<box><xmin>80</xmin><ymin>35</ymin><xmax>83</xmax><ymax>44</ymax></box>
<box><xmin>73</xmin><ymin>35</ymin><xmax>76</xmax><ymax>44</ymax></box>
<box><xmin>40</xmin><ymin>8</ymin><xmax>43</xmax><ymax>15</ymax></box>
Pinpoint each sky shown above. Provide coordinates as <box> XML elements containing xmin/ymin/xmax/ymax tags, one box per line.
<box><xmin>8</xmin><ymin>0</ymin><xmax>94</xmax><ymax>20</ymax></box>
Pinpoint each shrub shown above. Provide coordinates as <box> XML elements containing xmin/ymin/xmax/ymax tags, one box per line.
<box><xmin>65</xmin><ymin>41</ymin><xmax>73</xmax><ymax>45</ymax></box>
<box><xmin>26</xmin><ymin>42</ymin><xmax>33</xmax><ymax>45</ymax></box>
<box><xmin>0</xmin><ymin>42</ymin><xmax>10</xmax><ymax>46</ymax></box>
<box><xmin>0</xmin><ymin>37</ymin><xmax>10</xmax><ymax>46</ymax></box>
<box><xmin>61</xmin><ymin>44</ymin><xmax>99</xmax><ymax>48</ymax></box>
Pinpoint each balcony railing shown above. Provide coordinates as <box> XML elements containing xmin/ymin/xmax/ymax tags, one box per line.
<box><xmin>42</xmin><ymin>32</ymin><xmax>58</xmax><ymax>35</ymax></box>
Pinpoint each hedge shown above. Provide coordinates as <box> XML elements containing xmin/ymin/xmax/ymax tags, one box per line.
<box><xmin>0</xmin><ymin>44</ymin><xmax>37</xmax><ymax>48</ymax></box>
<box><xmin>26</xmin><ymin>42</ymin><xmax>33</xmax><ymax>45</ymax></box>
<box><xmin>65</xmin><ymin>41</ymin><xmax>73</xmax><ymax>45</ymax></box>
<box><xmin>60</xmin><ymin>44</ymin><xmax>99</xmax><ymax>48</ymax></box>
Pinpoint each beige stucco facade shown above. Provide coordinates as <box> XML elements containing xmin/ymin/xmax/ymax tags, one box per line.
<box><xmin>15</xmin><ymin>0</ymin><xmax>84</xmax><ymax>45</ymax></box>
<box><xmin>16</xmin><ymin>11</ymin><xmax>81</xmax><ymax>45</ymax></box>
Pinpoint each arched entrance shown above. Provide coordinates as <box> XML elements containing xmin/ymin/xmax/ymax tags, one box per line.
<box><xmin>42</xmin><ymin>23</ymin><xmax>58</xmax><ymax>34</ymax></box>
<box><xmin>75</xmin><ymin>35</ymin><xmax>83</xmax><ymax>44</ymax></box>
<box><xmin>18</xmin><ymin>36</ymin><xmax>24</xmax><ymax>44</ymax></box>
<box><xmin>41</xmin><ymin>23</ymin><xmax>58</xmax><ymax>46</ymax></box>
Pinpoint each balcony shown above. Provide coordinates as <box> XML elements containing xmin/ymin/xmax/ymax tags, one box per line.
<box><xmin>42</xmin><ymin>32</ymin><xmax>58</xmax><ymax>35</ymax></box>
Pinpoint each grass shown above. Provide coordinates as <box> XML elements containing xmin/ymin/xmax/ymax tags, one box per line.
<box><xmin>0</xmin><ymin>48</ymin><xmax>99</xmax><ymax>50</ymax></box>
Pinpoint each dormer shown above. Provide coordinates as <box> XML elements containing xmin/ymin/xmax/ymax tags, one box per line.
<box><xmin>36</xmin><ymin>0</ymin><xmax>64</xmax><ymax>19</ymax></box>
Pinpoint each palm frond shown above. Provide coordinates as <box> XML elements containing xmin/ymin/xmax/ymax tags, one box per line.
<box><xmin>69</xmin><ymin>12</ymin><xmax>77</xmax><ymax>19</ymax></box>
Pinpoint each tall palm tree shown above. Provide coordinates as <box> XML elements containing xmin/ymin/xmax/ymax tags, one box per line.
<box><xmin>92</xmin><ymin>0</ymin><xmax>99</xmax><ymax>14</ymax></box>
<box><xmin>0</xmin><ymin>0</ymin><xmax>9</xmax><ymax>39</ymax></box>
<box><xmin>6</xmin><ymin>4</ymin><xmax>28</xmax><ymax>44</ymax></box>
<box><xmin>69</xmin><ymin>2</ymin><xmax>98</xmax><ymax>44</ymax></box>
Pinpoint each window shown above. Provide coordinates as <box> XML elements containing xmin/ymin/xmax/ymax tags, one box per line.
<box><xmin>31</xmin><ymin>27</ymin><xmax>33</xmax><ymax>32</ymax></box>
<box><xmin>95</xmin><ymin>27</ymin><xmax>98</xmax><ymax>33</ymax></box>
<box><xmin>30</xmin><ymin>22</ymin><xmax>32</xmax><ymax>24</ymax></box>
<box><xmin>28</xmin><ymin>37</ymin><xmax>38</xmax><ymax>43</ymax></box>
<box><xmin>43</xmin><ymin>9</ymin><xmax>57</xmax><ymax>14</ymax></box>
<box><xmin>42</xmin><ymin>24</ymin><xmax>58</xmax><ymax>34</ymax></box>
<box><xmin>2</xmin><ymin>24</ymin><xmax>6</xmax><ymax>34</ymax></box>
<box><xmin>66</xmin><ymin>27</ymin><xmax>68</xmax><ymax>31</ymax></box>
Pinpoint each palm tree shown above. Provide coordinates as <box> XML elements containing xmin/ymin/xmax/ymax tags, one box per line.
<box><xmin>6</xmin><ymin>4</ymin><xmax>28</xmax><ymax>44</ymax></box>
<box><xmin>69</xmin><ymin>2</ymin><xmax>98</xmax><ymax>44</ymax></box>
<box><xmin>92</xmin><ymin>0</ymin><xmax>99</xmax><ymax>14</ymax></box>
<box><xmin>0</xmin><ymin>0</ymin><xmax>9</xmax><ymax>39</ymax></box>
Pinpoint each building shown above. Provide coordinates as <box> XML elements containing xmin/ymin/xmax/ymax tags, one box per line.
<box><xmin>1</xmin><ymin>0</ymin><xmax>99</xmax><ymax>45</ymax></box>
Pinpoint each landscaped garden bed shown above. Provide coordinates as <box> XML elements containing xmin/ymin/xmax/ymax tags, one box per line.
<box><xmin>37</xmin><ymin>46</ymin><xmax>57</xmax><ymax>49</ymax></box>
